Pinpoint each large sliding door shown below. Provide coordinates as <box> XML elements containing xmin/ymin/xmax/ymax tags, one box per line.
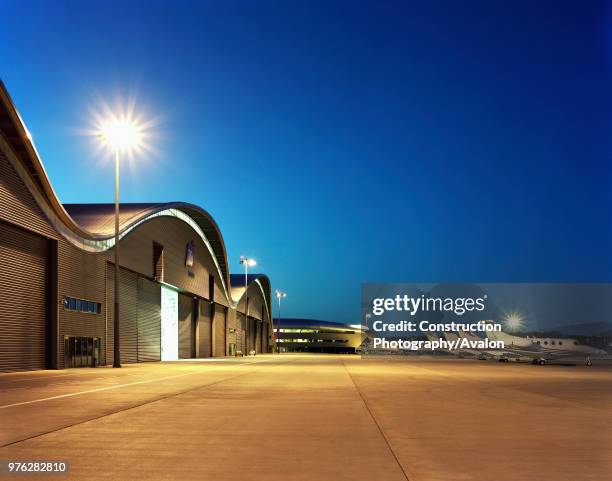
<box><xmin>263</xmin><ymin>322</ymin><xmax>268</xmax><ymax>353</ymax></box>
<box><xmin>106</xmin><ymin>267</ymin><xmax>138</xmax><ymax>365</ymax></box>
<box><xmin>0</xmin><ymin>222</ymin><xmax>48</xmax><ymax>371</ymax></box>
<box><xmin>248</xmin><ymin>318</ymin><xmax>256</xmax><ymax>353</ymax></box>
<box><xmin>213</xmin><ymin>304</ymin><xmax>226</xmax><ymax>357</ymax></box>
<box><xmin>161</xmin><ymin>286</ymin><xmax>178</xmax><ymax>361</ymax></box>
<box><xmin>236</xmin><ymin>312</ymin><xmax>246</xmax><ymax>354</ymax></box>
<box><xmin>258</xmin><ymin>320</ymin><xmax>263</xmax><ymax>353</ymax></box>
<box><xmin>198</xmin><ymin>300</ymin><xmax>212</xmax><ymax>358</ymax></box>
<box><xmin>106</xmin><ymin>266</ymin><xmax>162</xmax><ymax>364</ymax></box>
<box><xmin>137</xmin><ymin>277</ymin><xmax>161</xmax><ymax>362</ymax></box>
<box><xmin>178</xmin><ymin>293</ymin><xmax>194</xmax><ymax>359</ymax></box>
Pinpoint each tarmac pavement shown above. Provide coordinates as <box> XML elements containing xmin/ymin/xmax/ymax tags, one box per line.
<box><xmin>0</xmin><ymin>354</ymin><xmax>610</xmax><ymax>481</ymax></box>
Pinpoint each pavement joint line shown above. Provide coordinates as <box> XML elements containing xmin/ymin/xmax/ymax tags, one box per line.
<box><xmin>342</xmin><ymin>360</ymin><xmax>411</xmax><ymax>481</ymax></box>
<box><xmin>0</xmin><ymin>358</ymin><xmax>278</xmax><ymax>385</ymax></box>
<box><xmin>0</xmin><ymin>357</ymin><xmax>300</xmax><ymax>449</ymax></box>
<box><xmin>0</xmin><ymin>358</ymin><xmax>277</xmax><ymax>410</ymax></box>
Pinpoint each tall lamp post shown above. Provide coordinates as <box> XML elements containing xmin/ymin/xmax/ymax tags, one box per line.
<box><xmin>239</xmin><ymin>256</ymin><xmax>256</xmax><ymax>355</ymax></box>
<box><xmin>275</xmin><ymin>290</ymin><xmax>286</xmax><ymax>353</ymax></box>
<box><xmin>99</xmin><ymin>118</ymin><xmax>143</xmax><ymax>368</ymax></box>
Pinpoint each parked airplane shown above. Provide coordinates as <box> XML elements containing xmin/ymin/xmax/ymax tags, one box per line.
<box><xmin>454</xmin><ymin>328</ymin><xmax>543</xmax><ymax>361</ymax></box>
<box><xmin>483</xmin><ymin>328</ymin><xmax>607</xmax><ymax>365</ymax></box>
<box><xmin>361</xmin><ymin>325</ymin><xmax>607</xmax><ymax>365</ymax></box>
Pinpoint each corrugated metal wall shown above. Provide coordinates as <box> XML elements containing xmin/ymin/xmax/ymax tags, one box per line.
<box><xmin>0</xmin><ymin>149</ymin><xmax>57</xmax><ymax>240</ymax></box>
<box><xmin>2</xmin><ymin>145</ymin><xmax>108</xmax><ymax>370</ymax></box>
<box><xmin>214</xmin><ymin>304</ymin><xmax>226</xmax><ymax>357</ymax></box>
<box><xmin>178</xmin><ymin>293</ymin><xmax>193</xmax><ymax>359</ymax></box>
<box><xmin>58</xmin><ymin>244</ymin><xmax>106</xmax><ymax>369</ymax></box>
<box><xmin>106</xmin><ymin>266</ymin><xmax>139</xmax><ymax>364</ymax></box>
<box><xmin>198</xmin><ymin>300</ymin><xmax>212</xmax><ymax>358</ymax></box>
<box><xmin>0</xmin><ymin>221</ymin><xmax>48</xmax><ymax>371</ymax></box>
<box><xmin>263</xmin><ymin>322</ymin><xmax>269</xmax><ymax>353</ymax></box>
<box><xmin>137</xmin><ymin>277</ymin><xmax>161</xmax><ymax>362</ymax></box>
<box><xmin>248</xmin><ymin>318</ymin><xmax>256</xmax><ymax>353</ymax></box>
<box><xmin>257</xmin><ymin>320</ymin><xmax>262</xmax><ymax>353</ymax></box>
<box><xmin>113</xmin><ymin>217</ymin><xmax>227</xmax><ymax>307</ymax></box>
<box><xmin>236</xmin><ymin>312</ymin><xmax>246</xmax><ymax>353</ymax></box>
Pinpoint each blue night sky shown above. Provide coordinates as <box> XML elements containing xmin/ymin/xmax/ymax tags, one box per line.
<box><xmin>1</xmin><ymin>1</ymin><xmax>611</xmax><ymax>323</ymax></box>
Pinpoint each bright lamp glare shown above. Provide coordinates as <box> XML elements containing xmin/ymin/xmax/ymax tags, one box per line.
<box><xmin>240</xmin><ymin>256</ymin><xmax>256</xmax><ymax>267</ymax></box>
<box><xmin>504</xmin><ymin>311</ymin><xmax>524</xmax><ymax>331</ymax></box>
<box><xmin>87</xmin><ymin>95</ymin><xmax>159</xmax><ymax>164</ymax></box>
<box><xmin>100</xmin><ymin>118</ymin><xmax>143</xmax><ymax>151</ymax></box>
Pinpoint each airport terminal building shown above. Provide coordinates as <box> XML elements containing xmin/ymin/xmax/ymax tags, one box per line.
<box><xmin>275</xmin><ymin>319</ymin><xmax>363</xmax><ymax>353</ymax></box>
<box><xmin>0</xmin><ymin>82</ymin><xmax>272</xmax><ymax>372</ymax></box>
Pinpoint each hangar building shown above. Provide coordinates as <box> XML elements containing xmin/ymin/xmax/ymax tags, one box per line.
<box><xmin>0</xmin><ymin>81</ymin><xmax>272</xmax><ymax>371</ymax></box>
<box><xmin>275</xmin><ymin>319</ymin><xmax>363</xmax><ymax>353</ymax></box>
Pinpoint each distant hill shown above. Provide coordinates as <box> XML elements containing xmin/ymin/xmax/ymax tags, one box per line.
<box><xmin>551</xmin><ymin>321</ymin><xmax>612</xmax><ymax>336</ymax></box>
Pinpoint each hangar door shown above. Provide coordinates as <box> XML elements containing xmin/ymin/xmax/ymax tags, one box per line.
<box><xmin>178</xmin><ymin>293</ymin><xmax>194</xmax><ymax>359</ymax></box>
<box><xmin>0</xmin><ymin>222</ymin><xmax>48</xmax><ymax>371</ymax></box>
<box><xmin>248</xmin><ymin>318</ymin><xmax>256</xmax><ymax>353</ymax></box>
<box><xmin>254</xmin><ymin>319</ymin><xmax>261</xmax><ymax>354</ymax></box>
<box><xmin>198</xmin><ymin>300</ymin><xmax>211</xmax><ymax>358</ymax></box>
<box><xmin>137</xmin><ymin>277</ymin><xmax>161</xmax><ymax>362</ymax></box>
<box><xmin>213</xmin><ymin>304</ymin><xmax>226</xmax><ymax>357</ymax></box>
<box><xmin>236</xmin><ymin>312</ymin><xmax>246</xmax><ymax>354</ymax></box>
<box><xmin>106</xmin><ymin>267</ymin><xmax>138</xmax><ymax>364</ymax></box>
<box><xmin>106</xmin><ymin>267</ymin><xmax>161</xmax><ymax>364</ymax></box>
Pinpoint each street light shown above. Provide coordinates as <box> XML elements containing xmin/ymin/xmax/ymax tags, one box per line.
<box><xmin>99</xmin><ymin>116</ymin><xmax>143</xmax><ymax>368</ymax></box>
<box><xmin>239</xmin><ymin>256</ymin><xmax>256</xmax><ymax>355</ymax></box>
<box><xmin>275</xmin><ymin>290</ymin><xmax>286</xmax><ymax>353</ymax></box>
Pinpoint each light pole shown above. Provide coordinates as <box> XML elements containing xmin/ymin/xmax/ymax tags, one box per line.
<box><xmin>275</xmin><ymin>290</ymin><xmax>286</xmax><ymax>353</ymax></box>
<box><xmin>239</xmin><ymin>256</ymin><xmax>256</xmax><ymax>355</ymax></box>
<box><xmin>99</xmin><ymin>118</ymin><xmax>143</xmax><ymax>368</ymax></box>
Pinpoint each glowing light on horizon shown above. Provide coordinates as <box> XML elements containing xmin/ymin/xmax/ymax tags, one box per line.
<box><xmin>504</xmin><ymin>310</ymin><xmax>525</xmax><ymax>331</ymax></box>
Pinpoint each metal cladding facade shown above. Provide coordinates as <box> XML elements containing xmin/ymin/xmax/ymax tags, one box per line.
<box><xmin>0</xmin><ymin>81</ymin><xmax>273</xmax><ymax>372</ymax></box>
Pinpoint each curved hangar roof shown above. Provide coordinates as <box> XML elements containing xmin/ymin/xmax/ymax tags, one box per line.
<box><xmin>63</xmin><ymin>202</ymin><xmax>231</xmax><ymax>294</ymax></box>
<box><xmin>0</xmin><ymin>79</ymin><xmax>269</xmax><ymax>310</ymax></box>
<box><xmin>229</xmin><ymin>273</ymin><xmax>272</xmax><ymax>313</ymax></box>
